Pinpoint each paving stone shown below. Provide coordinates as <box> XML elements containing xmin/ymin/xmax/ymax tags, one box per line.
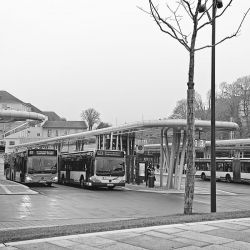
<box><xmin>49</xmin><ymin>239</ymin><xmax>81</xmax><ymax>247</ymax></box>
<box><xmin>101</xmin><ymin>242</ymin><xmax>147</xmax><ymax>250</ymax></box>
<box><xmin>202</xmin><ymin>245</ymin><xmax>234</xmax><ymax>250</ymax></box>
<box><xmin>12</xmin><ymin>242</ymin><xmax>68</xmax><ymax>250</ymax></box>
<box><xmin>175</xmin><ymin>231</ymin><xmax>233</xmax><ymax>244</ymax></box>
<box><xmin>155</xmin><ymin>227</ymin><xmax>185</xmax><ymax>234</ymax></box>
<box><xmin>70</xmin><ymin>236</ymin><xmax>116</xmax><ymax>247</ymax></box>
<box><xmin>223</xmin><ymin>240</ymin><xmax>250</xmax><ymax>250</ymax></box>
<box><xmin>209</xmin><ymin>222</ymin><xmax>249</xmax><ymax>231</ymax></box>
<box><xmin>70</xmin><ymin>244</ymin><xmax>100</xmax><ymax>250</ymax></box>
<box><xmin>100</xmin><ymin>231</ymin><xmax>142</xmax><ymax>241</ymax></box>
<box><xmin>175</xmin><ymin>246</ymin><xmax>202</xmax><ymax>250</ymax></box>
<box><xmin>142</xmin><ymin>230</ymin><xmax>175</xmax><ymax>239</ymax></box>
<box><xmin>0</xmin><ymin>247</ymin><xmax>19</xmax><ymax>250</ymax></box>
<box><xmin>176</xmin><ymin>224</ymin><xmax>218</xmax><ymax>232</ymax></box>
<box><xmin>172</xmin><ymin>237</ymin><xmax>210</xmax><ymax>247</ymax></box>
<box><xmin>119</xmin><ymin>234</ymin><xmax>186</xmax><ymax>250</ymax></box>
<box><xmin>206</xmin><ymin>228</ymin><xmax>250</xmax><ymax>242</ymax></box>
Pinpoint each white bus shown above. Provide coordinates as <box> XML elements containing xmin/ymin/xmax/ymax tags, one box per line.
<box><xmin>6</xmin><ymin>149</ymin><xmax>58</xmax><ymax>186</ymax></box>
<box><xmin>195</xmin><ymin>158</ymin><xmax>250</xmax><ymax>183</ymax></box>
<box><xmin>59</xmin><ymin>149</ymin><xmax>126</xmax><ymax>189</ymax></box>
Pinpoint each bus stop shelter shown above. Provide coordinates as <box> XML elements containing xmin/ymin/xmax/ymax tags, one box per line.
<box><xmin>9</xmin><ymin>119</ymin><xmax>238</xmax><ymax>189</ymax></box>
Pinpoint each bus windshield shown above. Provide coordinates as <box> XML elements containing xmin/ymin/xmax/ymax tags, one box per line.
<box><xmin>95</xmin><ymin>157</ymin><xmax>125</xmax><ymax>176</ymax></box>
<box><xmin>27</xmin><ymin>156</ymin><xmax>57</xmax><ymax>174</ymax></box>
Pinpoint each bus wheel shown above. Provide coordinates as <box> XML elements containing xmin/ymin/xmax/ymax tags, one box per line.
<box><xmin>226</xmin><ymin>174</ymin><xmax>231</xmax><ymax>183</ymax></box>
<box><xmin>47</xmin><ymin>183</ymin><xmax>52</xmax><ymax>187</ymax></box>
<box><xmin>201</xmin><ymin>173</ymin><xmax>206</xmax><ymax>181</ymax></box>
<box><xmin>80</xmin><ymin>177</ymin><xmax>84</xmax><ymax>188</ymax></box>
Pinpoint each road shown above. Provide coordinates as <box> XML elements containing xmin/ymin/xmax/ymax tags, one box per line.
<box><xmin>0</xmin><ymin>181</ymin><xmax>249</xmax><ymax>225</ymax></box>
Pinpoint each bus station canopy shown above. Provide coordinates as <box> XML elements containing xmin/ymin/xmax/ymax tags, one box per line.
<box><xmin>0</xmin><ymin>110</ymin><xmax>46</xmax><ymax>123</ymax></box>
<box><xmin>10</xmin><ymin>119</ymin><xmax>239</xmax><ymax>149</ymax></box>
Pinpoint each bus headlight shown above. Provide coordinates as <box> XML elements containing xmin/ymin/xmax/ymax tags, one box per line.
<box><xmin>119</xmin><ymin>180</ymin><xmax>126</xmax><ymax>183</ymax></box>
<box><xmin>52</xmin><ymin>176</ymin><xmax>58</xmax><ymax>182</ymax></box>
<box><xmin>25</xmin><ymin>176</ymin><xmax>32</xmax><ymax>182</ymax></box>
<box><xmin>89</xmin><ymin>176</ymin><xmax>101</xmax><ymax>183</ymax></box>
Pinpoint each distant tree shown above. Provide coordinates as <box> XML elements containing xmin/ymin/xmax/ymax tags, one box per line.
<box><xmin>81</xmin><ymin>108</ymin><xmax>100</xmax><ymax>130</ymax></box>
<box><xmin>61</xmin><ymin>117</ymin><xmax>67</xmax><ymax>121</ymax></box>
<box><xmin>169</xmin><ymin>93</ymin><xmax>208</xmax><ymax>120</ymax></box>
<box><xmin>96</xmin><ymin>122</ymin><xmax>112</xmax><ymax>129</ymax></box>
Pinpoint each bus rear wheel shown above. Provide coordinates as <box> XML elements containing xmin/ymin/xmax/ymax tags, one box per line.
<box><xmin>201</xmin><ymin>173</ymin><xmax>206</xmax><ymax>181</ymax></box>
<box><xmin>226</xmin><ymin>174</ymin><xmax>231</xmax><ymax>183</ymax></box>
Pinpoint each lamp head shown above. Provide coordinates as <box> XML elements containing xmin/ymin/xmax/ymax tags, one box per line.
<box><xmin>217</xmin><ymin>0</ymin><xmax>223</xmax><ymax>8</ymax></box>
<box><xmin>198</xmin><ymin>3</ymin><xmax>206</xmax><ymax>13</ymax></box>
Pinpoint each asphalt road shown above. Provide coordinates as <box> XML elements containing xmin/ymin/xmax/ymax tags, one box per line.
<box><xmin>0</xmin><ymin>181</ymin><xmax>249</xmax><ymax>224</ymax></box>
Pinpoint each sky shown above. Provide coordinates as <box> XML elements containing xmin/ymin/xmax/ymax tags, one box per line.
<box><xmin>0</xmin><ymin>0</ymin><xmax>250</xmax><ymax>125</ymax></box>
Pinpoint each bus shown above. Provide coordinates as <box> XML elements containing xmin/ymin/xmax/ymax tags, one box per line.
<box><xmin>58</xmin><ymin>149</ymin><xmax>126</xmax><ymax>189</ymax></box>
<box><xmin>195</xmin><ymin>158</ymin><xmax>250</xmax><ymax>183</ymax></box>
<box><xmin>6</xmin><ymin>149</ymin><xmax>58</xmax><ymax>186</ymax></box>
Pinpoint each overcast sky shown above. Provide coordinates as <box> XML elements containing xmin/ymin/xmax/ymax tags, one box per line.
<box><xmin>0</xmin><ymin>1</ymin><xmax>250</xmax><ymax>125</ymax></box>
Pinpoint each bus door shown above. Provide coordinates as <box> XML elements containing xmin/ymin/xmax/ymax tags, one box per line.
<box><xmin>66</xmin><ymin>163</ymin><xmax>71</xmax><ymax>183</ymax></box>
<box><xmin>85</xmin><ymin>156</ymin><xmax>92</xmax><ymax>181</ymax></box>
<box><xmin>233</xmin><ymin>159</ymin><xmax>241</xmax><ymax>182</ymax></box>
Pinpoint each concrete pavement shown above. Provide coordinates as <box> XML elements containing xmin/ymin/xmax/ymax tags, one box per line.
<box><xmin>0</xmin><ymin>179</ymin><xmax>37</xmax><ymax>195</ymax></box>
<box><xmin>1</xmin><ymin>218</ymin><xmax>250</xmax><ymax>249</ymax></box>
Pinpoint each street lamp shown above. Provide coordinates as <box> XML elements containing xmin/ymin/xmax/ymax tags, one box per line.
<box><xmin>199</xmin><ymin>0</ymin><xmax>223</xmax><ymax>213</ymax></box>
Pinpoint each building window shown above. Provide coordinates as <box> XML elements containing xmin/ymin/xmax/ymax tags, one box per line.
<box><xmin>55</xmin><ymin>130</ymin><xmax>59</xmax><ymax>137</ymax></box>
<box><xmin>9</xmin><ymin>141</ymin><xmax>15</xmax><ymax>146</ymax></box>
<box><xmin>37</xmin><ymin>133</ymin><xmax>41</xmax><ymax>137</ymax></box>
<box><xmin>47</xmin><ymin>129</ymin><xmax>52</xmax><ymax>137</ymax></box>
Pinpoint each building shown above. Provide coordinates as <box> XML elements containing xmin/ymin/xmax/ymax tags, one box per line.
<box><xmin>0</xmin><ymin>90</ymin><xmax>87</xmax><ymax>152</ymax></box>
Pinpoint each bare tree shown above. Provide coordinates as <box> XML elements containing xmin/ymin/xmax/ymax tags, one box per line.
<box><xmin>143</xmin><ymin>0</ymin><xmax>249</xmax><ymax>214</ymax></box>
<box><xmin>81</xmin><ymin>108</ymin><xmax>100</xmax><ymax>130</ymax></box>
<box><xmin>96</xmin><ymin>122</ymin><xmax>112</xmax><ymax>129</ymax></box>
<box><xmin>169</xmin><ymin>93</ymin><xmax>208</xmax><ymax>120</ymax></box>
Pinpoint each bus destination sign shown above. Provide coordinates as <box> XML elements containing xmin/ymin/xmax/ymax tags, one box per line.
<box><xmin>28</xmin><ymin>150</ymin><xmax>57</xmax><ymax>156</ymax></box>
<box><xmin>96</xmin><ymin>150</ymin><xmax>124</xmax><ymax>158</ymax></box>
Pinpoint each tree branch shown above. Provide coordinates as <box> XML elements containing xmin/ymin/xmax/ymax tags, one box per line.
<box><xmin>195</xmin><ymin>7</ymin><xmax>250</xmax><ymax>51</ymax></box>
<box><xmin>180</xmin><ymin>0</ymin><xmax>195</xmax><ymax>19</ymax></box>
<box><xmin>149</xmin><ymin>0</ymin><xmax>190</xmax><ymax>51</ymax></box>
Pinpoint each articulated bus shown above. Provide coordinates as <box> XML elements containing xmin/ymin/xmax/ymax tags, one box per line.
<box><xmin>6</xmin><ymin>149</ymin><xmax>58</xmax><ymax>186</ymax></box>
<box><xmin>59</xmin><ymin>149</ymin><xmax>126</xmax><ymax>189</ymax></box>
<box><xmin>195</xmin><ymin>158</ymin><xmax>250</xmax><ymax>183</ymax></box>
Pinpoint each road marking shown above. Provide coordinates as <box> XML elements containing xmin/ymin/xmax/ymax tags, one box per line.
<box><xmin>0</xmin><ymin>184</ymin><xmax>11</xmax><ymax>194</ymax></box>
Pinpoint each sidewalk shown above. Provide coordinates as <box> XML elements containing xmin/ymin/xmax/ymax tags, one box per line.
<box><xmin>0</xmin><ymin>179</ymin><xmax>37</xmax><ymax>195</ymax></box>
<box><xmin>125</xmin><ymin>182</ymin><xmax>237</xmax><ymax>196</ymax></box>
<box><xmin>1</xmin><ymin>217</ymin><xmax>250</xmax><ymax>249</ymax></box>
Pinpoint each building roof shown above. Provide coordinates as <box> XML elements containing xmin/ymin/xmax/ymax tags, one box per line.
<box><xmin>42</xmin><ymin>121</ymin><xmax>87</xmax><ymax>129</ymax></box>
<box><xmin>42</xmin><ymin>111</ymin><xmax>62</xmax><ymax>121</ymax></box>
<box><xmin>0</xmin><ymin>90</ymin><xmax>24</xmax><ymax>103</ymax></box>
<box><xmin>24</xmin><ymin>103</ymin><xmax>43</xmax><ymax>114</ymax></box>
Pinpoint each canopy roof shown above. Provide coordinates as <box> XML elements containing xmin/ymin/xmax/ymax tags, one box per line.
<box><xmin>0</xmin><ymin>110</ymin><xmax>46</xmax><ymax>123</ymax></box>
<box><xmin>10</xmin><ymin>119</ymin><xmax>238</xmax><ymax>149</ymax></box>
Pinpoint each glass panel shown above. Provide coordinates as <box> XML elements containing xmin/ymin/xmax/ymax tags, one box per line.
<box><xmin>96</xmin><ymin>157</ymin><xmax>125</xmax><ymax>176</ymax></box>
<box><xmin>27</xmin><ymin>156</ymin><xmax>57</xmax><ymax>174</ymax></box>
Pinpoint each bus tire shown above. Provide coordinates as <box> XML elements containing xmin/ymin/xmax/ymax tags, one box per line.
<box><xmin>47</xmin><ymin>183</ymin><xmax>52</xmax><ymax>187</ymax></box>
<box><xmin>226</xmin><ymin>174</ymin><xmax>231</xmax><ymax>183</ymax></box>
<box><xmin>80</xmin><ymin>176</ymin><xmax>85</xmax><ymax>188</ymax></box>
<box><xmin>201</xmin><ymin>173</ymin><xmax>206</xmax><ymax>181</ymax></box>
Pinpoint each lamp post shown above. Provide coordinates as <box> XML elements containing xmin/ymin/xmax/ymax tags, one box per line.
<box><xmin>211</xmin><ymin>0</ymin><xmax>217</xmax><ymax>213</ymax></box>
<box><xmin>211</xmin><ymin>0</ymin><xmax>223</xmax><ymax>213</ymax></box>
<box><xmin>199</xmin><ymin>0</ymin><xmax>223</xmax><ymax>212</ymax></box>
